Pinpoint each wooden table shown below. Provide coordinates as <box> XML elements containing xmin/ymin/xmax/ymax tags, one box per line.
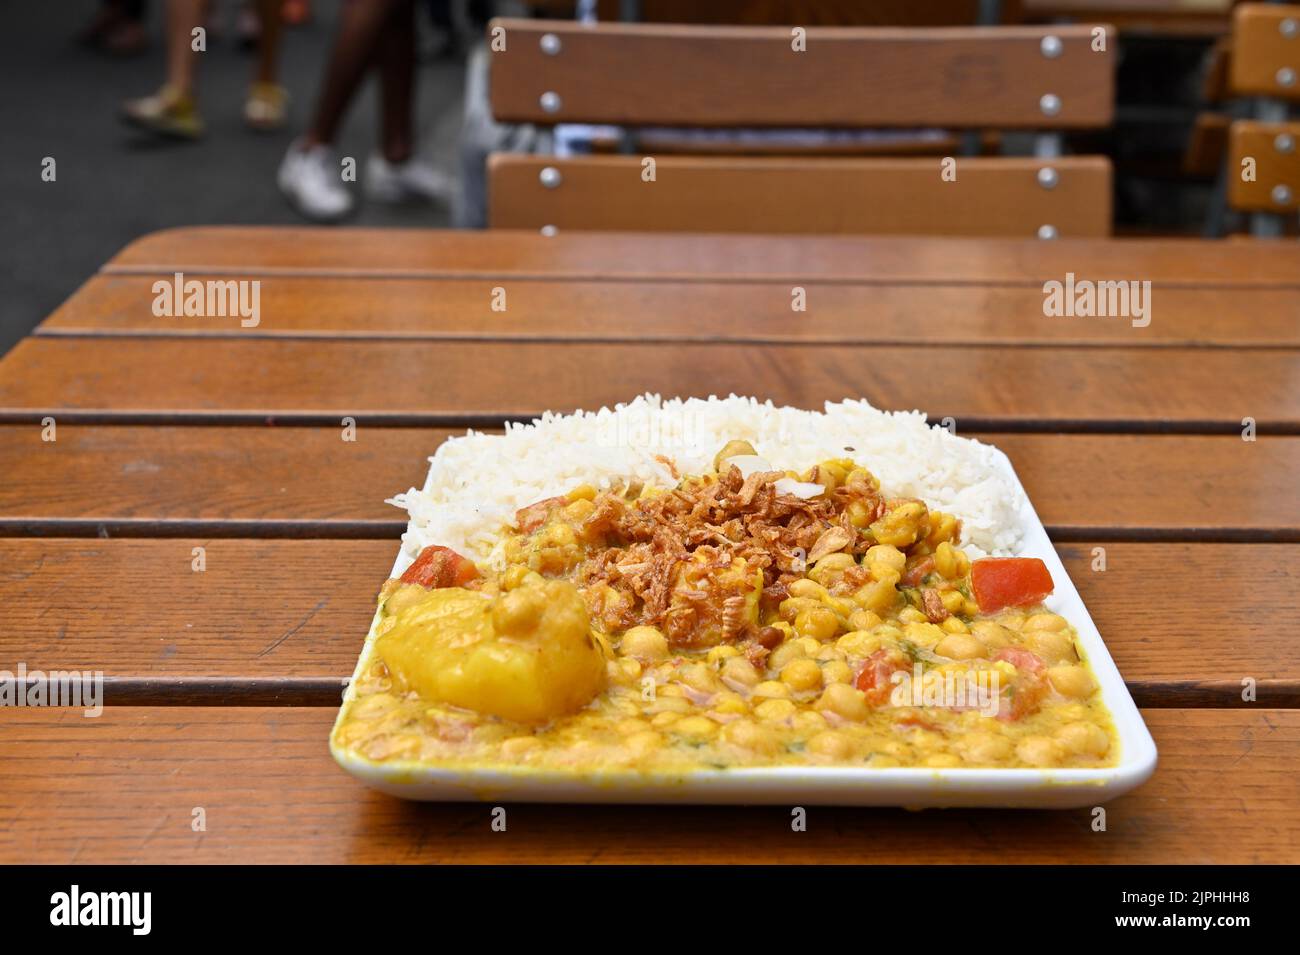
<box><xmin>1</xmin><ymin>226</ymin><xmax>1296</xmax><ymax>864</ymax></box>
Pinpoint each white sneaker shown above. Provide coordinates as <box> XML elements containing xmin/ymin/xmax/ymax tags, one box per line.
<box><xmin>365</xmin><ymin>154</ymin><xmax>452</xmax><ymax>203</ymax></box>
<box><xmin>278</xmin><ymin>141</ymin><xmax>354</xmax><ymax>222</ymax></box>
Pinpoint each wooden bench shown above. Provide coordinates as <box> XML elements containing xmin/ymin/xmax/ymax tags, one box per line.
<box><xmin>486</xmin><ymin>19</ymin><xmax>1117</xmax><ymax>237</ymax></box>
<box><xmin>1223</xmin><ymin>3</ymin><xmax>1300</xmax><ymax>235</ymax></box>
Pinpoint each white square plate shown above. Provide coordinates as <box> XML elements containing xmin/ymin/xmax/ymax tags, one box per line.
<box><xmin>331</xmin><ymin>443</ymin><xmax>1157</xmax><ymax>808</ymax></box>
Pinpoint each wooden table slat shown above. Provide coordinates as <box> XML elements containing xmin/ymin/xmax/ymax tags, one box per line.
<box><xmin>2</xmin><ymin>426</ymin><xmax>1295</xmax><ymax>540</ymax></box>
<box><xmin>38</xmin><ymin>275</ymin><xmax>1300</xmax><ymax>348</ymax></box>
<box><xmin>2</xmin><ymin>338</ymin><xmax>1297</xmax><ymax>432</ymax></box>
<box><xmin>1</xmin><ymin>539</ymin><xmax>1293</xmax><ymax>707</ymax></box>
<box><xmin>1</xmin><ymin>707</ymin><xmax>1294</xmax><ymax>863</ymax></box>
<box><xmin>103</xmin><ymin>227</ymin><xmax>1300</xmax><ymax>286</ymax></box>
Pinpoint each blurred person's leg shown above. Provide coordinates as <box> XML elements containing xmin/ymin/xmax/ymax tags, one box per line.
<box><xmin>120</xmin><ymin>0</ymin><xmax>205</xmax><ymax>139</ymax></box>
<box><xmin>301</xmin><ymin>0</ymin><xmax>407</xmax><ymax>149</ymax></box>
<box><xmin>366</xmin><ymin>0</ymin><xmax>452</xmax><ymax>203</ymax></box>
<box><xmin>279</xmin><ymin>0</ymin><xmax>409</xmax><ymax>220</ymax></box>
<box><xmin>245</xmin><ymin>0</ymin><xmax>289</xmax><ymax>131</ymax></box>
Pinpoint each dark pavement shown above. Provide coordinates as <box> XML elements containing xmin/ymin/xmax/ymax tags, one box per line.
<box><xmin>0</xmin><ymin>0</ymin><xmax>467</xmax><ymax>357</ymax></box>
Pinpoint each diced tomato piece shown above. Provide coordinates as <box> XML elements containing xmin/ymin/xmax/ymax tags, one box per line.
<box><xmin>970</xmin><ymin>557</ymin><xmax>1054</xmax><ymax>613</ymax></box>
<box><xmin>992</xmin><ymin>647</ymin><xmax>1046</xmax><ymax>675</ymax></box>
<box><xmin>399</xmin><ymin>545</ymin><xmax>480</xmax><ymax>589</ymax></box>
<box><xmin>991</xmin><ymin>648</ymin><xmax>1047</xmax><ymax>721</ymax></box>
<box><xmin>514</xmin><ymin>495</ymin><xmax>567</xmax><ymax>533</ymax></box>
<box><xmin>854</xmin><ymin>649</ymin><xmax>910</xmax><ymax>706</ymax></box>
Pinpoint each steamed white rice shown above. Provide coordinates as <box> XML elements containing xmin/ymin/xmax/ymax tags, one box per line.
<box><xmin>390</xmin><ymin>395</ymin><xmax>1027</xmax><ymax>566</ymax></box>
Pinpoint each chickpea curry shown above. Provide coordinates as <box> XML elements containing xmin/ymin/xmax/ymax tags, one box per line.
<box><xmin>333</xmin><ymin>442</ymin><xmax>1117</xmax><ymax>772</ymax></box>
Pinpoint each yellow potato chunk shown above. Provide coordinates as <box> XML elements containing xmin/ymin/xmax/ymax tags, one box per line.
<box><xmin>375</xmin><ymin>579</ymin><xmax>606</xmax><ymax>725</ymax></box>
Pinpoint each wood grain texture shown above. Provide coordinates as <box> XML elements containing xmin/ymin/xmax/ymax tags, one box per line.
<box><xmin>39</xmin><ymin>275</ymin><xmax>1300</xmax><ymax>347</ymax></box>
<box><xmin>2</xmin><ymin>426</ymin><xmax>1295</xmax><ymax>539</ymax></box>
<box><xmin>488</xmin><ymin>155</ymin><xmax>1113</xmax><ymax>238</ymax></box>
<box><xmin>1228</xmin><ymin>120</ymin><xmax>1300</xmax><ymax>213</ymax></box>
<box><xmin>1</xmin><ymin>707</ymin><xmax>1293</xmax><ymax>863</ymax></box>
<box><xmin>1229</xmin><ymin>4</ymin><xmax>1300</xmax><ymax>98</ymax></box>
<box><xmin>2</xmin><ymin>338</ymin><xmax>1296</xmax><ymax>432</ymax></box>
<box><xmin>0</xmin><ymin>425</ymin><xmax>442</xmax><ymax>536</ymax></box>
<box><xmin>0</xmin><ymin>539</ymin><xmax>1293</xmax><ymax>706</ymax></box>
<box><xmin>487</xmin><ymin>19</ymin><xmax>1115</xmax><ymax>128</ymax></box>
<box><xmin>101</xmin><ymin>227</ymin><xmax>1300</xmax><ymax>286</ymax></box>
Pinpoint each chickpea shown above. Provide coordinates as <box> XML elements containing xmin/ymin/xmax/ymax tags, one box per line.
<box><xmin>854</xmin><ymin>578</ymin><xmax>899</xmax><ymax>614</ymax></box>
<box><xmin>934</xmin><ymin>633</ymin><xmax>987</xmax><ymax>660</ymax></box>
<box><xmin>753</xmin><ymin>680</ymin><xmax>792</xmax><ymax>700</ymax></box>
<box><xmin>821</xmin><ymin>593</ymin><xmax>856</xmax><ymax>618</ymax></box>
<box><xmin>1056</xmin><ymin>721</ymin><xmax>1111</xmax><ymax>757</ymax></box>
<box><xmin>940</xmin><ymin>616</ymin><xmax>969</xmax><ymax>634</ymax></box>
<box><xmin>562</xmin><ymin>498</ymin><xmax>596</xmax><ymax>521</ymax></box>
<box><xmin>1047</xmin><ymin>664</ymin><xmax>1097</xmax><ymax>699</ymax></box>
<box><xmin>620</xmin><ymin>625</ymin><xmax>669</xmax><ymax>661</ymax></box>
<box><xmin>721</xmin><ymin>719</ymin><xmax>780</xmax><ymax>755</ymax></box>
<box><xmin>903</xmin><ymin>621</ymin><xmax>945</xmax><ymax>649</ymax></box>
<box><xmin>836</xmin><ymin>630</ymin><xmax>880</xmax><ymax>658</ymax></box>
<box><xmin>795</xmin><ymin>606</ymin><xmax>841</xmax><ymax>641</ymax></box>
<box><xmin>614</xmin><ymin>717</ymin><xmax>650</xmax><ymax>736</ymax></box>
<box><xmin>786</xmin><ymin>578</ymin><xmax>826</xmax><ymax>600</ymax></box>
<box><xmin>625</xmin><ymin>731</ymin><xmax>664</xmax><ymax>755</ymax></box>
<box><xmin>933</xmin><ymin>541</ymin><xmax>961</xmax><ymax>579</ymax></box>
<box><xmin>491</xmin><ymin>586</ymin><xmax>545</xmax><ymax>635</ymax></box>
<box><xmin>817</xmin><ymin>683</ymin><xmax>870</xmax><ymax>722</ymax></box>
<box><xmin>1026</xmin><ymin>629</ymin><xmax>1078</xmax><ymax>665</ymax></box>
<box><xmin>808</xmin><ymin>730</ymin><xmax>855</xmax><ymax>759</ymax></box>
<box><xmin>614</xmin><ymin>657</ymin><xmax>641</xmax><ymax>683</ymax></box>
<box><xmin>779</xmin><ymin>596</ymin><xmax>822</xmax><ymax>622</ymax></box>
<box><xmin>650</xmin><ymin>712</ymin><xmax>682</xmax><ymax>728</ymax></box>
<box><xmin>939</xmin><ymin>590</ymin><xmax>966</xmax><ymax>614</ymax></box>
<box><xmin>713</xmin><ymin>439</ymin><xmax>757</xmax><ymax>472</ymax></box>
<box><xmin>676</xmin><ymin>663</ymin><xmax>720</xmax><ymax>695</ymax></box>
<box><xmin>959</xmin><ymin>731</ymin><xmax>1013</xmax><ymax>763</ymax></box>
<box><xmin>845</xmin><ymin>467</ymin><xmax>878</xmax><ymax>492</ymax></box>
<box><xmin>793</xmin><ymin>710</ymin><xmax>828</xmax><ymax>733</ymax></box>
<box><xmin>674</xmin><ymin>716</ymin><xmax>719</xmax><ymax>741</ymax></box>
<box><xmin>781</xmin><ymin>658</ymin><xmax>823</xmax><ymax>692</ymax></box>
<box><xmin>848</xmin><ymin>609</ymin><xmax>882</xmax><ymax>631</ymax></box>
<box><xmin>711</xmin><ymin>692</ymin><xmax>749</xmax><ymax>716</ymax></box>
<box><xmin>796</xmin><ymin>636</ymin><xmax>821</xmax><ymax>655</ymax></box>
<box><xmin>897</xmin><ymin>607</ymin><xmax>927</xmax><ymax>625</ymax></box>
<box><xmin>768</xmin><ymin>639</ymin><xmax>806</xmax><ymax>671</ymax></box>
<box><xmin>1016</xmin><ymin>735</ymin><xmax>1065</xmax><ymax>767</ymax></box>
<box><xmin>926</xmin><ymin>512</ymin><xmax>959</xmax><ymax>547</ymax></box>
<box><xmin>864</xmin><ymin>544</ymin><xmax>907</xmax><ymax>572</ymax></box>
<box><xmin>707</xmin><ymin>644</ymin><xmax>740</xmax><ymax>665</ymax></box>
<box><xmin>754</xmin><ymin>698</ymin><xmax>797</xmax><ymax>722</ymax></box>
<box><xmin>822</xmin><ymin>660</ymin><xmax>853</xmax><ymax>684</ymax></box>
<box><xmin>1025</xmin><ymin>613</ymin><xmax>1068</xmax><ymax>632</ymax></box>
<box><xmin>846</xmin><ymin>499</ymin><xmax>872</xmax><ymax>528</ymax></box>
<box><xmin>809</xmin><ymin>552</ymin><xmax>856</xmax><ymax>586</ymax></box>
<box><xmin>970</xmin><ymin>620</ymin><xmax>1012</xmax><ymax>649</ymax></box>
<box><xmin>721</xmin><ymin>656</ymin><xmax>761</xmax><ymax>689</ymax></box>
<box><xmin>500</xmin><ymin>563</ymin><xmax>532</xmax><ymax>590</ymax></box>
<box><xmin>869</xmin><ymin>501</ymin><xmax>928</xmax><ymax>547</ymax></box>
